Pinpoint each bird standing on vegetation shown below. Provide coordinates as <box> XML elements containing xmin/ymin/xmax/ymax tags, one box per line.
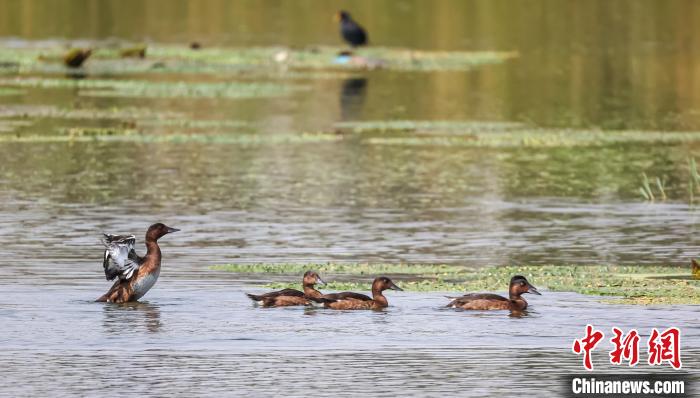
<box><xmin>63</xmin><ymin>48</ymin><xmax>92</xmax><ymax>68</ymax></box>
<box><xmin>335</xmin><ymin>10</ymin><xmax>368</xmax><ymax>48</ymax></box>
<box><xmin>97</xmin><ymin>223</ymin><xmax>179</xmax><ymax>303</ymax></box>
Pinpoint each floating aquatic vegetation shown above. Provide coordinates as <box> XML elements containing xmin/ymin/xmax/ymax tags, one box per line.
<box><xmin>0</xmin><ymin>130</ymin><xmax>342</xmax><ymax>144</ymax></box>
<box><xmin>333</xmin><ymin>120</ymin><xmax>700</xmax><ymax>148</ymax></box>
<box><xmin>335</xmin><ymin>120</ymin><xmax>526</xmax><ymax>133</ymax></box>
<box><xmin>0</xmin><ymin>77</ymin><xmax>301</xmax><ymax>99</ymax></box>
<box><xmin>0</xmin><ymin>104</ymin><xmax>183</xmax><ymax>120</ymax></box>
<box><xmin>211</xmin><ymin>262</ymin><xmax>459</xmax><ymax>275</ymax></box>
<box><xmin>0</xmin><ymin>119</ymin><xmax>32</xmax><ymax>133</ymax></box>
<box><xmin>136</xmin><ymin>119</ymin><xmax>250</xmax><ymax>130</ymax></box>
<box><xmin>214</xmin><ymin>262</ymin><xmax>700</xmax><ymax>305</ymax></box>
<box><xmin>0</xmin><ymin>42</ymin><xmax>517</xmax><ymax>75</ymax></box>
<box><xmin>0</xmin><ymin>88</ymin><xmax>23</xmax><ymax>96</ymax></box>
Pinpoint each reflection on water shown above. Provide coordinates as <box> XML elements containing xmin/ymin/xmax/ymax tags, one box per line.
<box><xmin>102</xmin><ymin>302</ymin><xmax>162</xmax><ymax>334</ymax></box>
<box><xmin>339</xmin><ymin>77</ymin><xmax>367</xmax><ymax>120</ymax></box>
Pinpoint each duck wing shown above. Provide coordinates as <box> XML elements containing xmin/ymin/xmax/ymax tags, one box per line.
<box><xmin>324</xmin><ymin>291</ymin><xmax>372</xmax><ymax>301</ymax></box>
<box><xmin>246</xmin><ymin>288</ymin><xmax>304</xmax><ymax>302</ymax></box>
<box><xmin>447</xmin><ymin>293</ymin><xmax>508</xmax><ymax>307</ymax></box>
<box><xmin>101</xmin><ymin>234</ymin><xmax>139</xmax><ymax>281</ymax></box>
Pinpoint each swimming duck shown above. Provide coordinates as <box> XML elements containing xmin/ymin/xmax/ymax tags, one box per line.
<box><xmin>335</xmin><ymin>11</ymin><xmax>368</xmax><ymax>48</ymax></box>
<box><xmin>446</xmin><ymin>275</ymin><xmax>541</xmax><ymax>311</ymax></box>
<box><xmin>96</xmin><ymin>223</ymin><xmax>179</xmax><ymax>303</ymax></box>
<box><xmin>64</xmin><ymin>48</ymin><xmax>92</xmax><ymax>68</ymax></box>
<box><xmin>246</xmin><ymin>271</ymin><xmax>331</xmax><ymax>307</ymax></box>
<box><xmin>324</xmin><ymin>276</ymin><xmax>402</xmax><ymax>310</ymax></box>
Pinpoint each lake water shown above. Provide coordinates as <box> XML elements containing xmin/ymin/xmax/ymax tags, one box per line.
<box><xmin>0</xmin><ymin>1</ymin><xmax>699</xmax><ymax>397</ymax></box>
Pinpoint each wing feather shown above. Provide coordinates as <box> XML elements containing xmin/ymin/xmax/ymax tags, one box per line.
<box><xmin>101</xmin><ymin>234</ymin><xmax>139</xmax><ymax>281</ymax></box>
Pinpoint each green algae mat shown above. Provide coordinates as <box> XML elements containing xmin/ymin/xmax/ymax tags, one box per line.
<box><xmin>212</xmin><ymin>263</ymin><xmax>700</xmax><ymax>305</ymax></box>
<box><xmin>0</xmin><ymin>44</ymin><xmax>517</xmax><ymax>74</ymax></box>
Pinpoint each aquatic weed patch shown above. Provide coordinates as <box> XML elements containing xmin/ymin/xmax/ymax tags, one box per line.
<box><xmin>334</xmin><ymin>120</ymin><xmax>700</xmax><ymax>148</ymax></box>
<box><xmin>0</xmin><ymin>42</ymin><xmax>517</xmax><ymax>74</ymax></box>
<box><xmin>0</xmin><ymin>77</ymin><xmax>300</xmax><ymax>99</ymax></box>
<box><xmin>214</xmin><ymin>263</ymin><xmax>700</xmax><ymax>305</ymax></box>
<box><xmin>117</xmin><ymin>45</ymin><xmax>518</xmax><ymax>72</ymax></box>
<box><xmin>0</xmin><ymin>130</ymin><xmax>342</xmax><ymax>144</ymax></box>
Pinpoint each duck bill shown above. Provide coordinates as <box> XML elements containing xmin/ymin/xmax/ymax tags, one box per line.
<box><xmin>333</xmin><ymin>12</ymin><xmax>341</xmax><ymax>22</ymax></box>
<box><xmin>527</xmin><ymin>284</ymin><xmax>542</xmax><ymax>295</ymax></box>
<box><xmin>316</xmin><ymin>276</ymin><xmax>326</xmax><ymax>286</ymax></box>
<box><xmin>166</xmin><ymin>227</ymin><xmax>181</xmax><ymax>234</ymax></box>
<box><xmin>389</xmin><ymin>282</ymin><xmax>403</xmax><ymax>291</ymax></box>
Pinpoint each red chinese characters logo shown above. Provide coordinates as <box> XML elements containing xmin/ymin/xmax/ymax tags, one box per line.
<box><xmin>572</xmin><ymin>326</ymin><xmax>682</xmax><ymax>370</ymax></box>
<box><xmin>572</xmin><ymin>324</ymin><xmax>604</xmax><ymax>371</ymax></box>
<box><xmin>609</xmin><ymin>327</ymin><xmax>639</xmax><ymax>366</ymax></box>
<box><xmin>648</xmin><ymin>327</ymin><xmax>682</xmax><ymax>369</ymax></box>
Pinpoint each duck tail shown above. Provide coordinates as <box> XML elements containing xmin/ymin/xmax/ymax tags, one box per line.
<box><xmin>246</xmin><ymin>293</ymin><xmax>263</xmax><ymax>302</ymax></box>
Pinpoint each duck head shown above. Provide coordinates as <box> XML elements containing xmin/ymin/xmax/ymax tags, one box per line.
<box><xmin>145</xmin><ymin>223</ymin><xmax>180</xmax><ymax>241</ymax></box>
<box><xmin>372</xmin><ymin>276</ymin><xmax>403</xmax><ymax>293</ymax></box>
<box><xmin>509</xmin><ymin>275</ymin><xmax>541</xmax><ymax>298</ymax></box>
<box><xmin>303</xmin><ymin>270</ymin><xmax>325</xmax><ymax>286</ymax></box>
<box><xmin>335</xmin><ymin>10</ymin><xmax>351</xmax><ymax>23</ymax></box>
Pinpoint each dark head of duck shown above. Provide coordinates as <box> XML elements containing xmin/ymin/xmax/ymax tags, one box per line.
<box><xmin>508</xmin><ymin>275</ymin><xmax>541</xmax><ymax>299</ymax></box>
<box><xmin>372</xmin><ymin>276</ymin><xmax>403</xmax><ymax>296</ymax></box>
<box><xmin>303</xmin><ymin>271</ymin><xmax>325</xmax><ymax>287</ymax></box>
<box><xmin>145</xmin><ymin>223</ymin><xmax>180</xmax><ymax>242</ymax></box>
<box><xmin>335</xmin><ymin>10</ymin><xmax>351</xmax><ymax>22</ymax></box>
<box><xmin>302</xmin><ymin>271</ymin><xmax>325</xmax><ymax>297</ymax></box>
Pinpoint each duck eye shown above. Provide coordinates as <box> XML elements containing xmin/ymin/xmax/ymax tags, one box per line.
<box><xmin>520</xmin><ymin>282</ymin><xmax>526</xmax><ymax>286</ymax></box>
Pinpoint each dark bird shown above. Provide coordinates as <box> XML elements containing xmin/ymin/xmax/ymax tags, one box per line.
<box><xmin>246</xmin><ymin>271</ymin><xmax>333</xmax><ymax>307</ymax></box>
<box><xmin>96</xmin><ymin>223</ymin><xmax>179</xmax><ymax>303</ymax></box>
<box><xmin>324</xmin><ymin>276</ymin><xmax>402</xmax><ymax>310</ymax></box>
<box><xmin>63</xmin><ymin>48</ymin><xmax>92</xmax><ymax>68</ymax></box>
<box><xmin>335</xmin><ymin>10</ymin><xmax>368</xmax><ymax>47</ymax></box>
<box><xmin>446</xmin><ymin>275</ymin><xmax>541</xmax><ymax>311</ymax></box>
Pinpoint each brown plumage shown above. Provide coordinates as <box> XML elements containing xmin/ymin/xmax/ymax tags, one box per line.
<box><xmin>325</xmin><ymin>276</ymin><xmax>402</xmax><ymax>310</ymax></box>
<box><xmin>96</xmin><ymin>223</ymin><xmax>179</xmax><ymax>303</ymax></box>
<box><xmin>692</xmin><ymin>259</ymin><xmax>700</xmax><ymax>279</ymax></box>
<box><xmin>246</xmin><ymin>271</ymin><xmax>331</xmax><ymax>307</ymax></box>
<box><xmin>447</xmin><ymin>275</ymin><xmax>541</xmax><ymax>311</ymax></box>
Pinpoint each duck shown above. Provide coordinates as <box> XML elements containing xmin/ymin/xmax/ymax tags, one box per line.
<box><xmin>246</xmin><ymin>271</ymin><xmax>332</xmax><ymax>307</ymax></box>
<box><xmin>96</xmin><ymin>223</ymin><xmax>179</xmax><ymax>303</ymax></box>
<box><xmin>324</xmin><ymin>276</ymin><xmax>402</xmax><ymax>310</ymax></box>
<box><xmin>64</xmin><ymin>48</ymin><xmax>92</xmax><ymax>68</ymax></box>
<box><xmin>335</xmin><ymin>10</ymin><xmax>368</xmax><ymax>48</ymax></box>
<box><xmin>446</xmin><ymin>275</ymin><xmax>541</xmax><ymax>311</ymax></box>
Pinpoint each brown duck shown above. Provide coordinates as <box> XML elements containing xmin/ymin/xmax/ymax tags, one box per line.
<box><xmin>447</xmin><ymin>275</ymin><xmax>541</xmax><ymax>311</ymax></box>
<box><xmin>246</xmin><ymin>271</ymin><xmax>331</xmax><ymax>307</ymax></box>
<box><xmin>324</xmin><ymin>276</ymin><xmax>402</xmax><ymax>310</ymax></box>
<box><xmin>96</xmin><ymin>223</ymin><xmax>179</xmax><ymax>303</ymax></box>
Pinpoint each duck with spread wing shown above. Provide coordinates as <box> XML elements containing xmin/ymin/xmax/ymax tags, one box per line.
<box><xmin>97</xmin><ymin>223</ymin><xmax>179</xmax><ymax>303</ymax></box>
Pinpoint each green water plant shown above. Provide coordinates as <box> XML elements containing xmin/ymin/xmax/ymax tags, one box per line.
<box><xmin>0</xmin><ymin>77</ymin><xmax>301</xmax><ymax>99</ymax></box>
<box><xmin>212</xmin><ymin>262</ymin><xmax>700</xmax><ymax>305</ymax></box>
